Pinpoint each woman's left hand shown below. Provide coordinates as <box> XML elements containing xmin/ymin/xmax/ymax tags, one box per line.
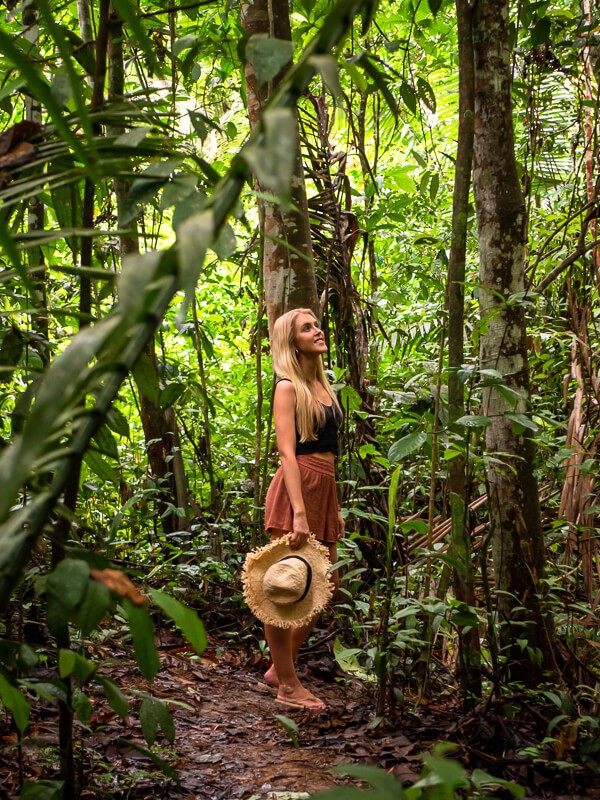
<box><xmin>337</xmin><ymin>509</ymin><xmax>345</xmax><ymax>541</ymax></box>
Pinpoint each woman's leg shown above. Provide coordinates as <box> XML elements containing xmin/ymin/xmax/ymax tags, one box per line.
<box><xmin>262</xmin><ymin>530</ymin><xmax>326</xmax><ymax>708</ymax></box>
<box><xmin>265</xmin><ymin>541</ymin><xmax>337</xmax><ymax>685</ymax></box>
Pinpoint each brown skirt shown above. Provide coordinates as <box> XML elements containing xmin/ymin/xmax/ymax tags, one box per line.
<box><xmin>264</xmin><ymin>454</ymin><xmax>340</xmax><ymax>544</ymax></box>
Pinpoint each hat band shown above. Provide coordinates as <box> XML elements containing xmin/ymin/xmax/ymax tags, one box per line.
<box><xmin>278</xmin><ymin>556</ymin><xmax>312</xmax><ymax>603</ymax></box>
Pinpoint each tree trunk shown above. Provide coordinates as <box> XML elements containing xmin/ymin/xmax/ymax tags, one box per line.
<box><xmin>472</xmin><ymin>0</ymin><xmax>556</xmax><ymax>684</ymax></box>
<box><xmin>447</xmin><ymin>0</ymin><xmax>481</xmax><ymax>705</ymax></box>
<box><xmin>240</xmin><ymin>0</ymin><xmax>318</xmax><ymax>332</ymax></box>
<box><xmin>108</xmin><ymin>9</ymin><xmax>192</xmax><ymax>532</ymax></box>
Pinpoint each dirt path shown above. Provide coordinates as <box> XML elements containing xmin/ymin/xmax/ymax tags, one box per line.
<box><xmin>3</xmin><ymin>633</ymin><xmax>599</xmax><ymax>799</ymax></box>
<box><xmin>86</xmin><ymin>644</ymin><xmax>418</xmax><ymax>799</ymax></box>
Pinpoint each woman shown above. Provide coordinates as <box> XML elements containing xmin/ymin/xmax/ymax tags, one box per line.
<box><xmin>263</xmin><ymin>307</ymin><xmax>344</xmax><ymax>711</ymax></box>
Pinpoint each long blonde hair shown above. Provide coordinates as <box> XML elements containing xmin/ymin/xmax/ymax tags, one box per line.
<box><xmin>271</xmin><ymin>308</ymin><xmax>342</xmax><ymax>442</ymax></box>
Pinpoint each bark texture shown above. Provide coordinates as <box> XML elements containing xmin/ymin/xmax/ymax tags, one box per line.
<box><xmin>108</xmin><ymin>10</ymin><xmax>191</xmax><ymax>532</ymax></box>
<box><xmin>472</xmin><ymin>0</ymin><xmax>555</xmax><ymax>683</ymax></box>
<box><xmin>241</xmin><ymin>0</ymin><xmax>318</xmax><ymax>332</ymax></box>
<box><xmin>448</xmin><ymin>0</ymin><xmax>481</xmax><ymax>704</ymax></box>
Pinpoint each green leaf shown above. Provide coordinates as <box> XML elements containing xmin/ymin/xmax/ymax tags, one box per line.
<box><xmin>58</xmin><ymin>650</ymin><xmax>96</xmax><ymax>686</ymax></box>
<box><xmin>246</xmin><ymin>34</ymin><xmax>294</xmax><ymax>85</ymax></box>
<box><xmin>115</xmin><ymin>738</ymin><xmax>179</xmax><ymax>784</ymax></box>
<box><xmin>388</xmin><ymin>464</ymin><xmax>402</xmax><ymax>546</ymax></box>
<box><xmin>160</xmin><ymin>382</ymin><xmax>185</xmax><ymax>409</ymax></box>
<box><xmin>92</xmin><ymin>424</ymin><xmax>120</xmax><ymax>460</ymax></box>
<box><xmin>339</xmin><ymin>385</ymin><xmax>362</xmax><ymax>412</ymax></box>
<box><xmin>417</xmin><ymin>755</ymin><xmax>469</xmax><ymax>791</ymax></box>
<box><xmin>160</xmin><ymin>174</ymin><xmax>198</xmax><ymax>211</ymax></box>
<box><xmin>73</xmin><ymin>689</ymin><xmax>92</xmax><ymax>725</ymax></box>
<box><xmin>388</xmin><ymin>431</ymin><xmax>427</xmax><ymax>462</ymax></box>
<box><xmin>173</xmin><ymin>35</ymin><xmax>199</xmax><ymax>56</ymax></box>
<box><xmin>98</xmin><ymin>676</ymin><xmax>129</xmax><ymax>720</ymax></box>
<box><xmin>454</xmin><ymin>414</ymin><xmax>491</xmax><ymax>429</ymax></box>
<box><xmin>176</xmin><ymin>210</ymin><xmax>213</xmax><ymax>318</ymax></box>
<box><xmin>20</xmin><ymin>680</ymin><xmax>66</xmax><ymax>705</ymax></box>
<box><xmin>359</xmin><ymin>55</ymin><xmax>398</xmax><ymax>117</ymax></box>
<box><xmin>0</xmin><ymin>314</ymin><xmax>122</xmax><ymax>522</ymax></box>
<box><xmin>131</xmin><ymin>350</ymin><xmax>161</xmax><ymax>407</ymax></box>
<box><xmin>51</xmin><ymin>68</ymin><xmax>72</xmax><ymax>107</ymax></box>
<box><xmin>0</xmin><ymin>673</ymin><xmax>30</xmax><ymax>734</ymax></box>
<box><xmin>243</xmin><ymin>107</ymin><xmax>297</xmax><ymax>197</ymax></box>
<box><xmin>105</xmin><ymin>407</ymin><xmax>130</xmax><ymax>439</ymax></box>
<box><xmin>328</xmin><ymin>763</ymin><xmax>403</xmax><ymax>797</ymax></box>
<box><xmin>0</xmin><ymin>325</ymin><xmax>24</xmax><ymax>380</ymax></box>
<box><xmin>531</xmin><ymin>16</ymin><xmax>551</xmax><ymax>46</ymax></box>
<box><xmin>429</xmin><ymin>172</ymin><xmax>440</xmax><ymax>201</ymax></box>
<box><xmin>428</xmin><ymin>0</ymin><xmax>443</xmax><ymax>17</ymax></box>
<box><xmin>417</xmin><ymin>76</ymin><xmax>436</xmax><ymax>112</ymax></box>
<box><xmin>21</xmin><ymin>781</ymin><xmax>64</xmax><ymax>800</ymax></box>
<box><xmin>124</xmin><ymin>600</ymin><xmax>160</xmax><ymax>683</ymax></box>
<box><xmin>114</xmin><ymin>127</ymin><xmax>151</xmax><ymax>148</ymax></box>
<box><xmin>505</xmin><ymin>413</ymin><xmax>539</xmax><ymax>433</ymax></box>
<box><xmin>76</xmin><ymin>578</ymin><xmax>112</xmax><ymax>636</ymax></box>
<box><xmin>213</xmin><ymin>222</ymin><xmax>237</xmax><ymax>260</ymax></box>
<box><xmin>140</xmin><ymin>696</ymin><xmax>175</xmax><ymax>746</ymax></box>
<box><xmin>400</xmin><ymin>81</ymin><xmax>417</xmax><ymax>114</ymax></box>
<box><xmin>308</xmin><ymin>54</ymin><xmax>342</xmax><ymax>100</ymax></box>
<box><xmin>148</xmin><ymin>589</ymin><xmax>207</xmax><ymax>655</ymax></box>
<box><xmin>83</xmin><ymin>449</ymin><xmax>120</xmax><ymax>486</ymax></box>
<box><xmin>47</xmin><ymin>559</ymin><xmax>90</xmax><ymax>612</ymax></box>
<box><xmin>275</xmin><ymin>714</ymin><xmax>299</xmax><ymax>749</ymax></box>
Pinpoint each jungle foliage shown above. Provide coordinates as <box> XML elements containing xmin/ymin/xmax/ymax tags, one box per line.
<box><xmin>0</xmin><ymin>0</ymin><xmax>599</xmax><ymax>795</ymax></box>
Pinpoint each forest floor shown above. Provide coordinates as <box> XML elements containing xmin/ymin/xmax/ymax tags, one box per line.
<box><xmin>1</xmin><ymin>624</ymin><xmax>599</xmax><ymax>800</ymax></box>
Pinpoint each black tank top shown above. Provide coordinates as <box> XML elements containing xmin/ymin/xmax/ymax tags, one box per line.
<box><xmin>296</xmin><ymin>402</ymin><xmax>339</xmax><ymax>456</ymax></box>
<box><xmin>276</xmin><ymin>379</ymin><xmax>340</xmax><ymax>456</ymax></box>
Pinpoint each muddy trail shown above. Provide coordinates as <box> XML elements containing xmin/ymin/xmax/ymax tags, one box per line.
<box><xmin>1</xmin><ymin>629</ymin><xmax>598</xmax><ymax>799</ymax></box>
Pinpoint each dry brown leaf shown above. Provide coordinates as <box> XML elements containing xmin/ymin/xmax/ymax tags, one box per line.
<box><xmin>90</xmin><ymin>568</ymin><xmax>147</xmax><ymax>606</ymax></box>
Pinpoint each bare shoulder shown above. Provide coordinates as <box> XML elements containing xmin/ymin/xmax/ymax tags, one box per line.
<box><xmin>274</xmin><ymin>379</ymin><xmax>296</xmax><ymax>406</ymax></box>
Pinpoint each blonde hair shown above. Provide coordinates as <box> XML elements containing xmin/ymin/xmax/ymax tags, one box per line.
<box><xmin>271</xmin><ymin>308</ymin><xmax>342</xmax><ymax>442</ymax></box>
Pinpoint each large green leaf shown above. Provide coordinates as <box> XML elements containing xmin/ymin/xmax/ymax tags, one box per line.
<box><xmin>0</xmin><ymin>673</ymin><xmax>30</xmax><ymax>734</ymax></box>
<box><xmin>246</xmin><ymin>35</ymin><xmax>295</xmax><ymax>85</ymax></box>
<box><xmin>177</xmin><ymin>210</ymin><xmax>214</xmax><ymax>317</ymax></box>
<box><xmin>140</xmin><ymin>696</ymin><xmax>175</xmax><ymax>746</ymax></box>
<box><xmin>97</xmin><ymin>676</ymin><xmax>129</xmax><ymax>720</ymax></box>
<box><xmin>130</xmin><ymin>350</ymin><xmax>161</xmax><ymax>407</ymax></box>
<box><xmin>388</xmin><ymin>431</ymin><xmax>427</xmax><ymax>463</ymax></box>
<box><xmin>76</xmin><ymin>579</ymin><xmax>112</xmax><ymax>636</ymax></box>
<box><xmin>124</xmin><ymin>599</ymin><xmax>160</xmax><ymax>683</ymax></box>
<box><xmin>21</xmin><ymin>781</ymin><xmax>64</xmax><ymax>800</ymax></box>
<box><xmin>47</xmin><ymin>559</ymin><xmax>90</xmax><ymax>612</ymax></box>
<box><xmin>243</xmin><ymin>107</ymin><xmax>297</xmax><ymax>197</ymax></box>
<box><xmin>58</xmin><ymin>650</ymin><xmax>96</xmax><ymax>686</ymax></box>
<box><xmin>149</xmin><ymin>589</ymin><xmax>207</xmax><ymax>656</ymax></box>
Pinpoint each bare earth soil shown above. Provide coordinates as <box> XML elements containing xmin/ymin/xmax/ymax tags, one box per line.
<box><xmin>1</xmin><ymin>630</ymin><xmax>599</xmax><ymax>799</ymax></box>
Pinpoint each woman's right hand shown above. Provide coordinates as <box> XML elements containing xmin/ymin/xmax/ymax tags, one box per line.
<box><xmin>290</xmin><ymin>512</ymin><xmax>310</xmax><ymax>549</ymax></box>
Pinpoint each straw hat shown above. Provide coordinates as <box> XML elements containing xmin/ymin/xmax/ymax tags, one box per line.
<box><xmin>242</xmin><ymin>534</ymin><xmax>333</xmax><ymax>628</ymax></box>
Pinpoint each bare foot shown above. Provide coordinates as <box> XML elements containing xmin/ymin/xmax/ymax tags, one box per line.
<box><xmin>264</xmin><ymin>666</ymin><xmax>278</xmax><ymax>688</ymax></box>
<box><xmin>276</xmin><ymin>684</ymin><xmax>326</xmax><ymax>711</ymax></box>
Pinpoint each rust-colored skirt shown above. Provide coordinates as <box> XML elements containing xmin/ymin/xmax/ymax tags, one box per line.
<box><xmin>264</xmin><ymin>454</ymin><xmax>340</xmax><ymax>544</ymax></box>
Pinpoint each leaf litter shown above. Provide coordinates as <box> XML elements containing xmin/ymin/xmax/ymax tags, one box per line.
<box><xmin>1</xmin><ymin>626</ymin><xmax>599</xmax><ymax>799</ymax></box>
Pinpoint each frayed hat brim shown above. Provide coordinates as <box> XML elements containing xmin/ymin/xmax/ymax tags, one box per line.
<box><xmin>242</xmin><ymin>534</ymin><xmax>333</xmax><ymax>628</ymax></box>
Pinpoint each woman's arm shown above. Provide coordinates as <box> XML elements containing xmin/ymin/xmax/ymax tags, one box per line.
<box><xmin>273</xmin><ymin>381</ymin><xmax>310</xmax><ymax>548</ymax></box>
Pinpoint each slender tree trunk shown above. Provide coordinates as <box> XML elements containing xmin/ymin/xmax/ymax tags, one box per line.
<box><xmin>108</xmin><ymin>7</ymin><xmax>192</xmax><ymax>531</ymax></box>
<box><xmin>23</xmin><ymin>0</ymin><xmax>49</xmax><ymax>368</ymax></box>
<box><xmin>472</xmin><ymin>0</ymin><xmax>556</xmax><ymax>684</ymax></box>
<box><xmin>558</xmin><ymin>0</ymin><xmax>600</xmax><ymax>602</ymax></box>
<box><xmin>241</xmin><ymin>0</ymin><xmax>318</xmax><ymax>332</ymax></box>
<box><xmin>447</xmin><ymin>0</ymin><xmax>481</xmax><ymax>705</ymax></box>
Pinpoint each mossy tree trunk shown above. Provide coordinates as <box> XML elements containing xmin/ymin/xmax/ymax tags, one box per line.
<box><xmin>472</xmin><ymin>0</ymin><xmax>556</xmax><ymax>685</ymax></box>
